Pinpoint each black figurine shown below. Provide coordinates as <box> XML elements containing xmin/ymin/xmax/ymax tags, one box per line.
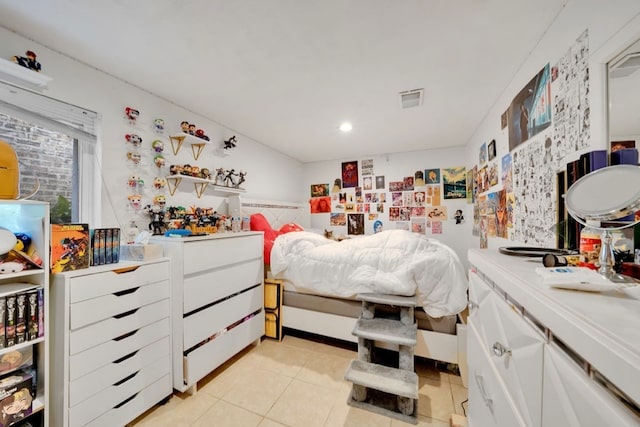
<box><xmin>223</xmin><ymin>136</ymin><xmax>237</xmax><ymax>150</ymax></box>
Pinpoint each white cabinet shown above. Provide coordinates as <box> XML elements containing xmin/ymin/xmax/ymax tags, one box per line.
<box><xmin>151</xmin><ymin>232</ymin><xmax>264</xmax><ymax>393</ymax></box>
<box><xmin>468</xmin><ymin>249</ymin><xmax>640</xmax><ymax>426</ymax></box>
<box><xmin>50</xmin><ymin>259</ymin><xmax>172</xmax><ymax>427</ymax></box>
<box><xmin>0</xmin><ymin>200</ymin><xmax>50</xmax><ymax>426</ymax></box>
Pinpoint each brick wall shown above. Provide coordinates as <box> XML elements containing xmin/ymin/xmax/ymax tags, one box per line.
<box><xmin>0</xmin><ymin>112</ymin><xmax>74</xmax><ymax>208</ymax></box>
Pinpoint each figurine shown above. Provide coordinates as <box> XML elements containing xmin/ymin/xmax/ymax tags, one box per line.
<box><xmin>124</xmin><ymin>107</ymin><xmax>140</xmax><ymax>124</ymax></box>
<box><xmin>215</xmin><ymin>168</ymin><xmax>226</xmax><ymax>185</ymax></box>
<box><xmin>153</xmin><ymin>177</ymin><xmax>167</xmax><ymax>189</ymax></box>
<box><xmin>153</xmin><ymin>195</ymin><xmax>167</xmax><ymax>207</ymax></box>
<box><xmin>154</xmin><ymin>154</ymin><xmax>166</xmax><ymax>168</ymax></box>
<box><xmin>127</xmin><ymin>176</ymin><xmax>144</xmax><ymax>191</ymax></box>
<box><xmin>200</xmin><ymin>168</ymin><xmax>211</xmax><ymax>180</ymax></box>
<box><xmin>188</xmin><ymin>124</ymin><xmax>196</xmax><ymax>135</ymax></box>
<box><xmin>145</xmin><ymin>204</ymin><xmax>166</xmax><ymax>235</ymax></box>
<box><xmin>153</xmin><ymin>118</ymin><xmax>165</xmax><ymax>133</ymax></box>
<box><xmin>195</xmin><ymin>129</ymin><xmax>210</xmax><ymax>141</ymax></box>
<box><xmin>125</xmin><ymin>134</ymin><xmax>142</xmax><ymax>147</ymax></box>
<box><xmin>128</xmin><ymin>194</ymin><xmax>143</xmax><ymax>211</ymax></box>
<box><xmin>180</xmin><ymin>121</ymin><xmax>190</xmax><ymax>133</ymax></box>
<box><xmin>11</xmin><ymin>50</ymin><xmax>41</xmax><ymax>72</ymax></box>
<box><xmin>236</xmin><ymin>171</ymin><xmax>246</xmax><ymax>188</ymax></box>
<box><xmin>126</xmin><ymin>152</ymin><xmax>142</xmax><ymax>165</ymax></box>
<box><xmin>169</xmin><ymin>164</ymin><xmax>183</xmax><ymax>175</ymax></box>
<box><xmin>190</xmin><ymin>166</ymin><xmax>200</xmax><ymax>177</ymax></box>
<box><xmin>223</xmin><ymin>136</ymin><xmax>237</xmax><ymax>150</ymax></box>
<box><xmin>182</xmin><ymin>164</ymin><xmax>192</xmax><ymax>175</ymax></box>
<box><xmin>151</xmin><ymin>139</ymin><xmax>164</xmax><ymax>152</ymax></box>
<box><xmin>224</xmin><ymin>169</ymin><xmax>237</xmax><ymax>187</ymax></box>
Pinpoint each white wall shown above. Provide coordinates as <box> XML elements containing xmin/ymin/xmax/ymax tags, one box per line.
<box><xmin>303</xmin><ymin>147</ymin><xmax>472</xmax><ymax>268</ymax></box>
<box><xmin>0</xmin><ymin>26</ymin><xmax>305</xmax><ymax>231</ymax></box>
<box><xmin>464</xmin><ymin>0</ymin><xmax>640</xmax><ymax>252</ymax></box>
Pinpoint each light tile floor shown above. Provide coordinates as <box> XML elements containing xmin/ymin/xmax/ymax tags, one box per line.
<box><xmin>129</xmin><ymin>334</ymin><xmax>468</xmax><ymax>427</ymax></box>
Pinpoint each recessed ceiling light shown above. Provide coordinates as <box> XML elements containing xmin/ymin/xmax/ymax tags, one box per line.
<box><xmin>339</xmin><ymin>122</ymin><xmax>353</xmax><ymax>132</ymax></box>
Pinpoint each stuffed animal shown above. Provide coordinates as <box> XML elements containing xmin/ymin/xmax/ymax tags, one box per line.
<box><xmin>0</xmin><ymin>261</ymin><xmax>24</xmax><ymax>274</ymax></box>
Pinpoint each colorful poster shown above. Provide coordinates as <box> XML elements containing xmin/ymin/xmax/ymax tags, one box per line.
<box><xmin>341</xmin><ymin>161</ymin><xmax>358</xmax><ymax>188</ymax></box>
<box><xmin>425</xmin><ymin>168</ymin><xmax>440</xmax><ymax>184</ymax></box>
<box><xmin>442</xmin><ymin>166</ymin><xmax>466</xmax><ymax>199</ymax></box>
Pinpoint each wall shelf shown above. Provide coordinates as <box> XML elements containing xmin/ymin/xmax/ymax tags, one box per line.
<box><xmin>168</xmin><ymin>133</ymin><xmax>212</xmax><ymax>160</ymax></box>
<box><xmin>166</xmin><ymin>175</ymin><xmax>245</xmax><ymax>198</ymax></box>
<box><xmin>0</xmin><ymin>57</ymin><xmax>52</xmax><ymax>89</ymax></box>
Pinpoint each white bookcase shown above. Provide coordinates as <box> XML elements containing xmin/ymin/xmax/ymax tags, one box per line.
<box><xmin>0</xmin><ymin>200</ymin><xmax>50</xmax><ymax>426</ymax></box>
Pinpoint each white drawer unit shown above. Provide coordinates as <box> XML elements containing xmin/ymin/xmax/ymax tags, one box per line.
<box><xmin>151</xmin><ymin>232</ymin><xmax>264</xmax><ymax>393</ymax></box>
<box><xmin>467</xmin><ymin>249</ymin><xmax>640</xmax><ymax>427</ymax></box>
<box><xmin>50</xmin><ymin>259</ymin><xmax>172</xmax><ymax>427</ymax></box>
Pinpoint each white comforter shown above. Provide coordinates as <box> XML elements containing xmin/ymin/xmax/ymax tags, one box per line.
<box><xmin>270</xmin><ymin>230</ymin><xmax>468</xmax><ymax>317</ymax></box>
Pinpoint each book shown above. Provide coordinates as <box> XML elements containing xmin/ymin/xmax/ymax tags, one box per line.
<box><xmin>5</xmin><ymin>294</ymin><xmax>16</xmax><ymax>348</ymax></box>
<box><xmin>26</xmin><ymin>289</ymin><xmax>38</xmax><ymax>341</ymax></box>
<box><xmin>15</xmin><ymin>292</ymin><xmax>27</xmax><ymax>344</ymax></box>
<box><xmin>37</xmin><ymin>288</ymin><xmax>44</xmax><ymax>338</ymax></box>
<box><xmin>579</xmin><ymin>149</ymin><xmax>607</xmax><ymax>176</ymax></box>
<box><xmin>0</xmin><ymin>297</ymin><xmax>5</xmax><ymax>349</ymax></box>
<box><xmin>112</xmin><ymin>228</ymin><xmax>120</xmax><ymax>263</ymax></box>
<box><xmin>610</xmin><ymin>147</ymin><xmax>638</xmax><ymax>166</ymax></box>
<box><xmin>105</xmin><ymin>228</ymin><xmax>113</xmax><ymax>264</ymax></box>
<box><xmin>51</xmin><ymin>223</ymin><xmax>90</xmax><ymax>273</ymax></box>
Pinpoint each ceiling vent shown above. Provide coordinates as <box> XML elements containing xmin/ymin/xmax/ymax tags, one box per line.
<box><xmin>399</xmin><ymin>88</ymin><xmax>423</xmax><ymax>109</ymax></box>
<box><xmin>610</xmin><ymin>52</ymin><xmax>640</xmax><ymax>79</ymax></box>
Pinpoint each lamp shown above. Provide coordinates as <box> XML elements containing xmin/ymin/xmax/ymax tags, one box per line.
<box><xmin>565</xmin><ymin>164</ymin><xmax>640</xmax><ymax>281</ymax></box>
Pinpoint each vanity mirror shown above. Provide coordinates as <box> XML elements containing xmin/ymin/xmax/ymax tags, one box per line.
<box><xmin>565</xmin><ymin>164</ymin><xmax>640</xmax><ymax>280</ymax></box>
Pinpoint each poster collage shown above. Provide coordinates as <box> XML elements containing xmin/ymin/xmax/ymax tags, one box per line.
<box><xmin>470</xmin><ymin>30</ymin><xmax>590</xmax><ymax>248</ymax></box>
<box><xmin>309</xmin><ymin>159</ymin><xmax>467</xmax><ymax>236</ymax></box>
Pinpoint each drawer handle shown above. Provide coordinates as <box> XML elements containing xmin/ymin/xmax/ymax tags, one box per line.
<box><xmin>492</xmin><ymin>341</ymin><xmax>512</xmax><ymax>358</ymax></box>
<box><xmin>113</xmin><ymin>308</ymin><xmax>139</xmax><ymax>319</ymax></box>
<box><xmin>113</xmin><ymin>287</ymin><xmax>140</xmax><ymax>297</ymax></box>
<box><xmin>474</xmin><ymin>372</ymin><xmax>494</xmax><ymax>413</ymax></box>
<box><xmin>113</xmin><ymin>350</ymin><xmax>139</xmax><ymax>364</ymax></box>
<box><xmin>113</xmin><ymin>370</ymin><xmax>139</xmax><ymax>386</ymax></box>
<box><xmin>113</xmin><ymin>392</ymin><xmax>139</xmax><ymax>409</ymax></box>
<box><xmin>113</xmin><ymin>266</ymin><xmax>141</xmax><ymax>274</ymax></box>
<box><xmin>113</xmin><ymin>329</ymin><xmax>139</xmax><ymax>341</ymax></box>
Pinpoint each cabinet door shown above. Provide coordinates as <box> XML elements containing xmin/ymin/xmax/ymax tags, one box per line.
<box><xmin>542</xmin><ymin>343</ymin><xmax>640</xmax><ymax>426</ymax></box>
<box><xmin>468</xmin><ymin>323</ymin><xmax>527</xmax><ymax>427</ymax></box>
<box><xmin>469</xmin><ymin>271</ymin><xmax>544</xmax><ymax>426</ymax></box>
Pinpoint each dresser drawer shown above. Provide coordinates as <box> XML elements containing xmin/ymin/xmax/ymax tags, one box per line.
<box><xmin>183</xmin><ymin>235</ymin><xmax>261</xmax><ymax>275</ymax></box>
<box><xmin>70</xmin><ymin>353</ymin><xmax>170</xmax><ymax>426</ymax></box>
<box><xmin>70</xmin><ymin>298</ymin><xmax>170</xmax><ymax>355</ymax></box>
<box><xmin>469</xmin><ymin>274</ymin><xmax>544</xmax><ymax>426</ymax></box>
<box><xmin>69</xmin><ymin>336</ymin><xmax>170</xmax><ymax>408</ymax></box>
<box><xmin>183</xmin><ymin>313</ymin><xmax>264</xmax><ymax>386</ymax></box>
<box><xmin>69</xmin><ymin>262</ymin><xmax>169</xmax><ymax>303</ymax></box>
<box><xmin>70</xmin><ymin>279</ymin><xmax>169</xmax><ymax>330</ymax></box>
<box><xmin>468</xmin><ymin>323</ymin><xmax>527</xmax><ymax>427</ymax></box>
<box><xmin>183</xmin><ymin>285</ymin><xmax>263</xmax><ymax>349</ymax></box>
<box><xmin>183</xmin><ymin>258</ymin><xmax>262</xmax><ymax>313</ymax></box>
<box><xmin>84</xmin><ymin>373</ymin><xmax>171</xmax><ymax>427</ymax></box>
<box><xmin>70</xmin><ymin>317</ymin><xmax>170</xmax><ymax>381</ymax></box>
<box><xmin>542</xmin><ymin>343</ymin><xmax>640</xmax><ymax>426</ymax></box>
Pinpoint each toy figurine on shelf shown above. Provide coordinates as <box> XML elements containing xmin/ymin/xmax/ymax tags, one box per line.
<box><xmin>200</xmin><ymin>168</ymin><xmax>211</xmax><ymax>180</ymax></box>
<box><xmin>154</xmin><ymin>154</ymin><xmax>166</xmax><ymax>168</ymax></box>
<box><xmin>124</xmin><ymin>107</ymin><xmax>140</xmax><ymax>124</ymax></box>
<box><xmin>182</xmin><ymin>164</ymin><xmax>193</xmax><ymax>176</ymax></box>
<box><xmin>151</xmin><ymin>139</ymin><xmax>164</xmax><ymax>153</ymax></box>
<box><xmin>153</xmin><ymin>118</ymin><xmax>165</xmax><ymax>133</ymax></box>
<box><xmin>236</xmin><ymin>171</ymin><xmax>247</xmax><ymax>189</ymax></box>
<box><xmin>169</xmin><ymin>164</ymin><xmax>183</xmax><ymax>175</ymax></box>
<box><xmin>223</xmin><ymin>136</ymin><xmax>237</xmax><ymax>150</ymax></box>
<box><xmin>145</xmin><ymin>203</ymin><xmax>166</xmax><ymax>235</ymax></box>
<box><xmin>215</xmin><ymin>168</ymin><xmax>226</xmax><ymax>186</ymax></box>
<box><xmin>180</xmin><ymin>121</ymin><xmax>190</xmax><ymax>133</ymax></box>
<box><xmin>125</xmin><ymin>134</ymin><xmax>143</xmax><ymax>148</ymax></box>
<box><xmin>195</xmin><ymin>129</ymin><xmax>210</xmax><ymax>141</ymax></box>
<box><xmin>190</xmin><ymin>165</ymin><xmax>201</xmax><ymax>177</ymax></box>
<box><xmin>11</xmin><ymin>50</ymin><xmax>41</xmax><ymax>72</ymax></box>
<box><xmin>224</xmin><ymin>169</ymin><xmax>237</xmax><ymax>187</ymax></box>
<box><xmin>188</xmin><ymin>124</ymin><xmax>196</xmax><ymax>136</ymax></box>
<box><xmin>153</xmin><ymin>177</ymin><xmax>167</xmax><ymax>190</ymax></box>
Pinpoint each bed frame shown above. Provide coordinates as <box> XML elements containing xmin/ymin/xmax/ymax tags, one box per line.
<box><xmin>239</xmin><ymin>197</ymin><xmax>468</xmax><ymax>383</ymax></box>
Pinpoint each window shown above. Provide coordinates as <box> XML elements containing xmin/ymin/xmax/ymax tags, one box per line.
<box><xmin>0</xmin><ymin>81</ymin><xmax>100</xmax><ymax>225</ymax></box>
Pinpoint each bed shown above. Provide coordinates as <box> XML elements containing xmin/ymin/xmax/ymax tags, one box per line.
<box><xmin>240</xmin><ymin>198</ymin><xmax>469</xmax><ymax>373</ymax></box>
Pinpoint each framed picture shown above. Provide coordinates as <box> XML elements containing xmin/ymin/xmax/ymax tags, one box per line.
<box><xmin>341</xmin><ymin>161</ymin><xmax>358</xmax><ymax>188</ymax></box>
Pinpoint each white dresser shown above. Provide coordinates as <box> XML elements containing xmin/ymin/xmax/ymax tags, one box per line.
<box><xmin>50</xmin><ymin>259</ymin><xmax>172</xmax><ymax>427</ymax></box>
<box><xmin>467</xmin><ymin>249</ymin><xmax>640</xmax><ymax>427</ymax></box>
<box><xmin>151</xmin><ymin>232</ymin><xmax>264</xmax><ymax>393</ymax></box>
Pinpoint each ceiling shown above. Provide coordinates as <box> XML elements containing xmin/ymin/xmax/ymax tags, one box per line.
<box><xmin>0</xmin><ymin>0</ymin><xmax>569</xmax><ymax>163</ymax></box>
